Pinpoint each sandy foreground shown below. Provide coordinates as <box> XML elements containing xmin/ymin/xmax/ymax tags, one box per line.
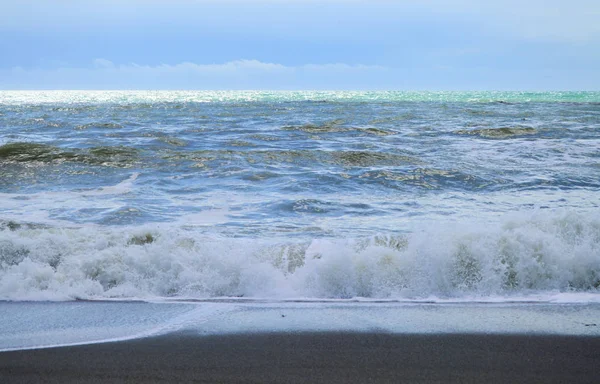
<box><xmin>1</xmin><ymin>331</ymin><xmax>599</xmax><ymax>383</ymax></box>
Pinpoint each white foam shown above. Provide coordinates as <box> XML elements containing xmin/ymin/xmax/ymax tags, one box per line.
<box><xmin>82</xmin><ymin>172</ymin><xmax>139</xmax><ymax>196</ymax></box>
<box><xmin>0</xmin><ymin>173</ymin><xmax>139</xmax><ymax>226</ymax></box>
<box><xmin>0</xmin><ymin>210</ymin><xmax>599</xmax><ymax>302</ymax></box>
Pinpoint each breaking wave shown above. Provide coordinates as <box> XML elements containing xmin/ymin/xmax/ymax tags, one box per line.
<box><xmin>1</xmin><ymin>210</ymin><xmax>598</xmax><ymax>301</ymax></box>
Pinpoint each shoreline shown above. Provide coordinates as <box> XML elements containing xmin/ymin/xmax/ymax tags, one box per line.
<box><xmin>2</xmin><ymin>301</ymin><xmax>600</xmax><ymax>352</ymax></box>
<box><xmin>2</xmin><ymin>331</ymin><xmax>600</xmax><ymax>383</ymax></box>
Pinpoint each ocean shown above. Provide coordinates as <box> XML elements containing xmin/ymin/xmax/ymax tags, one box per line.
<box><xmin>1</xmin><ymin>90</ymin><xmax>599</xmax><ymax>303</ymax></box>
<box><xmin>2</xmin><ymin>90</ymin><xmax>600</xmax><ymax>351</ymax></box>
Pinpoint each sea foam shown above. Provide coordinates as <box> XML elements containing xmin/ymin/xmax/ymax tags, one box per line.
<box><xmin>1</xmin><ymin>210</ymin><xmax>598</xmax><ymax>302</ymax></box>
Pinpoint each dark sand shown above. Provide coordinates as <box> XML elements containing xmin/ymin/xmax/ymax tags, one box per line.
<box><xmin>1</xmin><ymin>332</ymin><xmax>599</xmax><ymax>383</ymax></box>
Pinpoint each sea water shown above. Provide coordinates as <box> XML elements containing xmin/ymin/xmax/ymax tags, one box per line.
<box><xmin>1</xmin><ymin>91</ymin><xmax>599</xmax><ymax>348</ymax></box>
<box><xmin>1</xmin><ymin>90</ymin><xmax>599</xmax><ymax>301</ymax></box>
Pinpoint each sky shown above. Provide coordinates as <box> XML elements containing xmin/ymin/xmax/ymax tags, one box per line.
<box><xmin>1</xmin><ymin>0</ymin><xmax>599</xmax><ymax>90</ymax></box>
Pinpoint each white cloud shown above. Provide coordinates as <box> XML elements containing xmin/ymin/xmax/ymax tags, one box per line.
<box><xmin>0</xmin><ymin>59</ymin><xmax>389</xmax><ymax>90</ymax></box>
<box><xmin>1</xmin><ymin>58</ymin><xmax>597</xmax><ymax>91</ymax></box>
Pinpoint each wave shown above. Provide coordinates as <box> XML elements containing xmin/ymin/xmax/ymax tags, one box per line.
<box><xmin>0</xmin><ymin>210</ymin><xmax>598</xmax><ymax>301</ymax></box>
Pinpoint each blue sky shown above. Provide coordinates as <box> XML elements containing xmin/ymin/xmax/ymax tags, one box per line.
<box><xmin>1</xmin><ymin>0</ymin><xmax>599</xmax><ymax>90</ymax></box>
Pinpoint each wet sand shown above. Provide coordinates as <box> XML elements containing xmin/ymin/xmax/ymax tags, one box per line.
<box><xmin>1</xmin><ymin>332</ymin><xmax>599</xmax><ymax>383</ymax></box>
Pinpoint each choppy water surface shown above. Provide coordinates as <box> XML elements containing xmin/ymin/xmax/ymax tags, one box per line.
<box><xmin>1</xmin><ymin>91</ymin><xmax>599</xmax><ymax>301</ymax></box>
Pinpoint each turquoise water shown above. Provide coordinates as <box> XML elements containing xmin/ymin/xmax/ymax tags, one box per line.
<box><xmin>0</xmin><ymin>91</ymin><xmax>599</xmax><ymax>301</ymax></box>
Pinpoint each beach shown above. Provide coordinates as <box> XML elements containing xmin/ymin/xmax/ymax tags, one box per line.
<box><xmin>2</xmin><ymin>332</ymin><xmax>600</xmax><ymax>383</ymax></box>
<box><xmin>2</xmin><ymin>301</ymin><xmax>600</xmax><ymax>383</ymax></box>
<box><xmin>1</xmin><ymin>91</ymin><xmax>599</xmax><ymax>382</ymax></box>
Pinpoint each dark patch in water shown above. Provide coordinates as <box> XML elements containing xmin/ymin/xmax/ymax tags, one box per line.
<box><xmin>358</xmin><ymin>168</ymin><xmax>489</xmax><ymax>190</ymax></box>
<box><xmin>0</xmin><ymin>142</ymin><xmax>77</xmax><ymax>163</ymax></box>
<box><xmin>128</xmin><ymin>233</ymin><xmax>156</xmax><ymax>246</ymax></box>
<box><xmin>161</xmin><ymin>148</ymin><xmax>418</xmax><ymax>169</ymax></box>
<box><xmin>0</xmin><ymin>142</ymin><xmax>139</xmax><ymax>167</ymax></box>
<box><xmin>228</xmin><ymin>140</ymin><xmax>255</xmax><ymax>147</ymax></box>
<box><xmin>0</xmin><ymin>242</ymin><xmax>30</xmax><ymax>267</ymax></box>
<box><xmin>464</xmin><ymin>109</ymin><xmax>496</xmax><ymax>116</ymax></box>
<box><xmin>332</xmin><ymin>151</ymin><xmax>415</xmax><ymax>167</ymax></box>
<box><xmin>157</xmin><ymin>137</ymin><xmax>188</xmax><ymax>147</ymax></box>
<box><xmin>0</xmin><ymin>220</ymin><xmax>48</xmax><ymax>231</ymax></box>
<box><xmin>282</xmin><ymin>120</ymin><xmax>345</xmax><ymax>133</ymax></box>
<box><xmin>87</xmin><ymin>146</ymin><xmax>139</xmax><ymax>167</ymax></box>
<box><xmin>282</xmin><ymin>122</ymin><xmax>395</xmax><ymax>137</ymax></box>
<box><xmin>455</xmin><ymin>127</ymin><xmax>537</xmax><ymax>138</ymax></box>
<box><xmin>75</xmin><ymin>122</ymin><xmax>123</xmax><ymax>130</ymax></box>
<box><xmin>243</xmin><ymin>172</ymin><xmax>280</xmax><ymax>181</ymax></box>
<box><xmin>248</xmin><ymin>134</ymin><xmax>280</xmax><ymax>142</ymax></box>
<box><xmin>362</xmin><ymin>128</ymin><xmax>395</xmax><ymax>136</ymax></box>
